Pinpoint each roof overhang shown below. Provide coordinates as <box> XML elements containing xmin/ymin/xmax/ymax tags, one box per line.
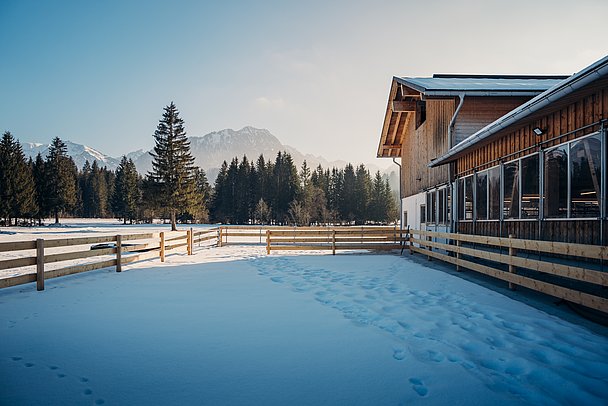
<box><xmin>428</xmin><ymin>55</ymin><xmax>608</xmax><ymax>168</ymax></box>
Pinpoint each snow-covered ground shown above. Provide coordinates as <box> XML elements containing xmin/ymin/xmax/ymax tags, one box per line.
<box><xmin>1</xmin><ymin>222</ymin><xmax>608</xmax><ymax>405</ymax></box>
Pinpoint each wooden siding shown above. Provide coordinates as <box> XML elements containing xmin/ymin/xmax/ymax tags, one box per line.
<box><xmin>401</xmin><ymin>99</ymin><xmax>454</xmax><ymax>197</ymax></box>
<box><xmin>452</xmin><ymin>96</ymin><xmax>533</xmax><ymax>145</ymax></box>
<box><xmin>455</xmin><ymin>82</ymin><xmax>608</xmax><ymax>176</ymax></box>
<box><xmin>458</xmin><ymin>220</ymin><xmax>606</xmax><ymax>246</ymax></box>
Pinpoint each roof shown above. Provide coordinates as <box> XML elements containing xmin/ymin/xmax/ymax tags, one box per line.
<box><xmin>428</xmin><ymin>55</ymin><xmax>608</xmax><ymax>167</ymax></box>
<box><xmin>394</xmin><ymin>75</ymin><xmax>568</xmax><ymax>97</ymax></box>
<box><xmin>377</xmin><ymin>74</ymin><xmax>568</xmax><ymax>158</ymax></box>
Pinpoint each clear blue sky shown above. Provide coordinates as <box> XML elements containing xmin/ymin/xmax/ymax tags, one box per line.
<box><xmin>1</xmin><ymin>0</ymin><xmax>607</xmax><ymax>165</ymax></box>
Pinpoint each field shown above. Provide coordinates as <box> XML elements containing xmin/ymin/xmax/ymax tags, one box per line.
<box><xmin>1</xmin><ymin>220</ymin><xmax>607</xmax><ymax>405</ymax></box>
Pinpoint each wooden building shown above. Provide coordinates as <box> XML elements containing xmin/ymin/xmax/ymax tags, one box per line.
<box><xmin>429</xmin><ymin>55</ymin><xmax>608</xmax><ymax>245</ymax></box>
<box><xmin>377</xmin><ymin>74</ymin><xmax>566</xmax><ymax>233</ymax></box>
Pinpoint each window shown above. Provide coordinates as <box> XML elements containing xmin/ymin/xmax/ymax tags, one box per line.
<box><xmin>570</xmin><ymin>134</ymin><xmax>601</xmax><ymax>218</ymax></box>
<box><xmin>544</xmin><ymin>145</ymin><xmax>569</xmax><ymax>218</ymax></box>
<box><xmin>521</xmin><ymin>154</ymin><xmax>539</xmax><ymax>218</ymax></box>
<box><xmin>464</xmin><ymin>176</ymin><xmax>474</xmax><ymax>220</ymax></box>
<box><xmin>427</xmin><ymin>191</ymin><xmax>437</xmax><ymax>224</ymax></box>
<box><xmin>488</xmin><ymin>166</ymin><xmax>501</xmax><ymax>220</ymax></box>
<box><xmin>476</xmin><ymin>171</ymin><xmax>488</xmax><ymax>220</ymax></box>
<box><xmin>438</xmin><ymin>188</ymin><xmax>445</xmax><ymax>224</ymax></box>
<box><xmin>420</xmin><ymin>204</ymin><xmax>426</xmax><ymax>224</ymax></box>
<box><xmin>403</xmin><ymin>211</ymin><xmax>408</xmax><ymax>228</ymax></box>
<box><xmin>503</xmin><ymin>160</ymin><xmax>519</xmax><ymax>218</ymax></box>
<box><xmin>458</xmin><ymin>178</ymin><xmax>465</xmax><ymax>220</ymax></box>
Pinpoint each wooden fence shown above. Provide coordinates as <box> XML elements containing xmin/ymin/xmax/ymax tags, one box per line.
<box><xmin>0</xmin><ymin>228</ymin><xmax>220</xmax><ymax>290</ymax></box>
<box><xmin>408</xmin><ymin>229</ymin><xmax>608</xmax><ymax>313</ymax></box>
<box><xmin>265</xmin><ymin>226</ymin><xmax>406</xmax><ymax>254</ymax></box>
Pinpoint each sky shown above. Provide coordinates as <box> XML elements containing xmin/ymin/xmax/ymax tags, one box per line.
<box><xmin>1</xmin><ymin>0</ymin><xmax>607</xmax><ymax>167</ymax></box>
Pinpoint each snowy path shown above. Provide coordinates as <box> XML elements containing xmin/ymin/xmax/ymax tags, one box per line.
<box><xmin>1</xmin><ymin>246</ymin><xmax>607</xmax><ymax>405</ymax></box>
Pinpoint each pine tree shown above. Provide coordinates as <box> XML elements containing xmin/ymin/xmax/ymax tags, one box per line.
<box><xmin>112</xmin><ymin>156</ymin><xmax>141</xmax><ymax>224</ymax></box>
<box><xmin>45</xmin><ymin>137</ymin><xmax>77</xmax><ymax>224</ymax></box>
<box><xmin>210</xmin><ymin>161</ymin><xmax>229</xmax><ymax>223</ymax></box>
<box><xmin>148</xmin><ymin>102</ymin><xmax>197</xmax><ymax>231</ymax></box>
<box><xmin>354</xmin><ymin>164</ymin><xmax>372</xmax><ymax>224</ymax></box>
<box><xmin>0</xmin><ymin>132</ymin><xmax>36</xmax><ymax>225</ymax></box>
<box><xmin>32</xmin><ymin>153</ymin><xmax>48</xmax><ymax>225</ymax></box>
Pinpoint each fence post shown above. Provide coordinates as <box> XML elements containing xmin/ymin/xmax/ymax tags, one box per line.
<box><xmin>409</xmin><ymin>229</ymin><xmax>413</xmax><ymax>255</ymax></box>
<box><xmin>266</xmin><ymin>230</ymin><xmax>271</xmax><ymax>255</ymax></box>
<box><xmin>508</xmin><ymin>234</ymin><xmax>517</xmax><ymax>290</ymax></box>
<box><xmin>332</xmin><ymin>230</ymin><xmax>336</xmax><ymax>255</ymax></box>
<box><xmin>160</xmin><ymin>232</ymin><xmax>165</xmax><ymax>262</ymax></box>
<box><xmin>36</xmin><ymin>238</ymin><xmax>44</xmax><ymax>291</ymax></box>
<box><xmin>116</xmin><ymin>235</ymin><xmax>122</xmax><ymax>272</ymax></box>
<box><xmin>427</xmin><ymin>235</ymin><xmax>432</xmax><ymax>261</ymax></box>
<box><xmin>189</xmin><ymin>228</ymin><xmax>193</xmax><ymax>255</ymax></box>
<box><xmin>218</xmin><ymin>227</ymin><xmax>223</xmax><ymax>247</ymax></box>
<box><xmin>187</xmin><ymin>229</ymin><xmax>192</xmax><ymax>255</ymax></box>
<box><xmin>456</xmin><ymin>238</ymin><xmax>462</xmax><ymax>272</ymax></box>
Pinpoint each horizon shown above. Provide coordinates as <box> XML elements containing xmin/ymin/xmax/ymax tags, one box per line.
<box><xmin>1</xmin><ymin>0</ymin><xmax>607</xmax><ymax>166</ymax></box>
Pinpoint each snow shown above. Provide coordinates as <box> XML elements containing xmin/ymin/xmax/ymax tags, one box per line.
<box><xmin>1</xmin><ymin>223</ymin><xmax>608</xmax><ymax>405</ymax></box>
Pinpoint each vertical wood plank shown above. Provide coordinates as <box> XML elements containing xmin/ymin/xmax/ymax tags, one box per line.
<box><xmin>116</xmin><ymin>235</ymin><xmax>122</xmax><ymax>272</ymax></box>
<box><xmin>36</xmin><ymin>239</ymin><xmax>44</xmax><ymax>291</ymax></box>
<box><xmin>160</xmin><ymin>232</ymin><xmax>165</xmax><ymax>262</ymax></box>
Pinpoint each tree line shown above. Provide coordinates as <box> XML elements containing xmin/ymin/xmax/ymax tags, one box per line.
<box><xmin>1</xmin><ymin>103</ymin><xmax>397</xmax><ymax>227</ymax></box>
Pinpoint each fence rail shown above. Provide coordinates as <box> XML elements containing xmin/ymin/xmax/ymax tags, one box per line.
<box><xmin>0</xmin><ymin>227</ymin><xmax>220</xmax><ymax>290</ymax></box>
<box><xmin>408</xmin><ymin>229</ymin><xmax>608</xmax><ymax>313</ymax></box>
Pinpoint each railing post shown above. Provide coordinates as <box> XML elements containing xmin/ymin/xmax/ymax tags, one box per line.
<box><xmin>36</xmin><ymin>238</ymin><xmax>44</xmax><ymax>291</ymax></box>
<box><xmin>218</xmin><ymin>227</ymin><xmax>223</xmax><ymax>247</ymax></box>
<box><xmin>409</xmin><ymin>229</ymin><xmax>413</xmax><ymax>255</ymax></box>
<box><xmin>266</xmin><ymin>230</ymin><xmax>271</xmax><ymax>255</ymax></box>
<box><xmin>116</xmin><ymin>235</ymin><xmax>122</xmax><ymax>272</ymax></box>
<box><xmin>332</xmin><ymin>230</ymin><xmax>336</xmax><ymax>255</ymax></box>
<box><xmin>427</xmin><ymin>235</ymin><xmax>432</xmax><ymax>261</ymax></box>
<box><xmin>508</xmin><ymin>234</ymin><xmax>517</xmax><ymax>290</ymax></box>
<box><xmin>160</xmin><ymin>232</ymin><xmax>165</xmax><ymax>262</ymax></box>
<box><xmin>456</xmin><ymin>238</ymin><xmax>462</xmax><ymax>272</ymax></box>
<box><xmin>187</xmin><ymin>229</ymin><xmax>192</xmax><ymax>255</ymax></box>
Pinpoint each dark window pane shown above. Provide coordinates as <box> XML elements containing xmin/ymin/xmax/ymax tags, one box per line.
<box><xmin>476</xmin><ymin>172</ymin><xmax>488</xmax><ymax>220</ymax></box>
<box><xmin>447</xmin><ymin>187</ymin><xmax>451</xmax><ymax>223</ymax></box>
<box><xmin>488</xmin><ymin>166</ymin><xmax>501</xmax><ymax>220</ymax></box>
<box><xmin>521</xmin><ymin>154</ymin><xmax>539</xmax><ymax>218</ymax></box>
<box><xmin>420</xmin><ymin>204</ymin><xmax>426</xmax><ymax>224</ymax></box>
<box><xmin>544</xmin><ymin>145</ymin><xmax>568</xmax><ymax>218</ymax></box>
<box><xmin>458</xmin><ymin>179</ymin><xmax>465</xmax><ymax>220</ymax></box>
<box><xmin>465</xmin><ymin>176</ymin><xmax>473</xmax><ymax>220</ymax></box>
<box><xmin>570</xmin><ymin>134</ymin><xmax>601</xmax><ymax>218</ymax></box>
<box><xmin>430</xmin><ymin>191</ymin><xmax>436</xmax><ymax>223</ymax></box>
<box><xmin>438</xmin><ymin>188</ymin><xmax>445</xmax><ymax>223</ymax></box>
<box><xmin>503</xmin><ymin>161</ymin><xmax>519</xmax><ymax>219</ymax></box>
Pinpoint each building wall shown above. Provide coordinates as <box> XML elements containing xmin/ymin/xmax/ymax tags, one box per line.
<box><xmin>453</xmin><ymin>80</ymin><xmax>608</xmax><ymax>245</ymax></box>
<box><xmin>401</xmin><ymin>99</ymin><xmax>454</xmax><ymax>198</ymax></box>
<box><xmin>453</xmin><ymin>96</ymin><xmax>533</xmax><ymax>145</ymax></box>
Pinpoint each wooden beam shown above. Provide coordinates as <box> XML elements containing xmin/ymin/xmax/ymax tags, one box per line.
<box><xmin>391</xmin><ymin>100</ymin><xmax>417</xmax><ymax>112</ymax></box>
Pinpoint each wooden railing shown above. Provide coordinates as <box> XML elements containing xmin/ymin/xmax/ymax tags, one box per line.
<box><xmin>0</xmin><ymin>227</ymin><xmax>220</xmax><ymax>290</ymax></box>
<box><xmin>265</xmin><ymin>226</ymin><xmax>406</xmax><ymax>254</ymax></box>
<box><xmin>408</xmin><ymin>229</ymin><xmax>608</xmax><ymax>313</ymax></box>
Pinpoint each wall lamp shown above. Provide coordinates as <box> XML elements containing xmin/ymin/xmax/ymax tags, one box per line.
<box><xmin>533</xmin><ymin>127</ymin><xmax>546</xmax><ymax>136</ymax></box>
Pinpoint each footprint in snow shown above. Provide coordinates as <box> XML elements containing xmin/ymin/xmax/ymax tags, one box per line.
<box><xmin>392</xmin><ymin>348</ymin><xmax>406</xmax><ymax>361</ymax></box>
<box><xmin>409</xmin><ymin>378</ymin><xmax>428</xmax><ymax>397</ymax></box>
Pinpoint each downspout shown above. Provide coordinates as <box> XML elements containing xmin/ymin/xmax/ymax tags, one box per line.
<box><xmin>448</xmin><ymin>94</ymin><xmax>465</xmax><ymax>234</ymax></box>
<box><xmin>392</xmin><ymin>157</ymin><xmax>403</xmax><ymax>228</ymax></box>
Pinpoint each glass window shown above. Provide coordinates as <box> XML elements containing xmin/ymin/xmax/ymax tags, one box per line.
<box><xmin>488</xmin><ymin>166</ymin><xmax>501</xmax><ymax>220</ymax></box>
<box><xmin>438</xmin><ymin>188</ymin><xmax>445</xmax><ymax>224</ymax></box>
<box><xmin>420</xmin><ymin>204</ymin><xmax>426</xmax><ymax>224</ymax></box>
<box><xmin>570</xmin><ymin>134</ymin><xmax>601</xmax><ymax>218</ymax></box>
<box><xmin>447</xmin><ymin>187</ymin><xmax>452</xmax><ymax>223</ymax></box>
<box><xmin>544</xmin><ymin>145</ymin><xmax>568</xmax><ymax>218</ymax></box>
<box><xmin>503</xmin><ymin>160</ymin><xmax>519</xmax><ymax>219</ymax></box>
<box><xmin>476</xmin><ymin>171</ymin><xmax>488</xmax><ymax>220</ymax></box>
<box><xmin>458</xmin><ymin>178</ymin><xmax>465</xmax><ymax>220</ymax></box>
<box><xmin>464</xmin><ymin>176</ymin><xmax>474</xmax><ymax>220</ymax></box>
<box><xmin>521</xmin><ymin>154</ymin><xmax>539</xmax><ymax>218</ymax></box>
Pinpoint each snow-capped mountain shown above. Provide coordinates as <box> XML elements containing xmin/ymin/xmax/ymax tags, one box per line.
<box><xmin>21</xmin><ymin>127</ymin><xmax>391</xmax><ymax>183</ymax></box>
<box><xmin>22</xmin><ymin>141</ymin><xmax>121</xmax><ymax>171</ymax></box>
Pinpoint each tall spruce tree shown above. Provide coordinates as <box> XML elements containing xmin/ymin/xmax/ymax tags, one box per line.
<box><xmin>0</xmin><ymin>132</ymin><xmax>36</xmax><ymax>225</ymax></box>
<box><xmin>112</xmin><ymin>156</ymin><xmax>140</xmax><ymax>224</ymax></box>
<box><xmin>148</xmin><ymin>102</ymin><xmax>197</xmax><ymax>231</ymax></box>
<box><xmin>45</xmin><ymin>137</ymin><xmax>77</xmax><ymax>224</ymax></box>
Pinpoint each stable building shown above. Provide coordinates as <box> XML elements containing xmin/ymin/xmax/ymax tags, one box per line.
<box><xmin>377</xmin><ymin>74</ymin><xmax>567</xmax><ymax>233</ymax></box>
<box><xmin>430</xmin><ymin>55</ymin><xmax>608</xmax><ymax>246</ymax></box>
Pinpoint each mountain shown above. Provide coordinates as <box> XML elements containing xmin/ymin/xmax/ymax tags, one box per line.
<box><xmin>131</xmin><ymin>126</ymin><xmax>366</xmax><ymax>181</ymax></box>
<box><xmin>21</xmin><ymin>127</ymin><xmax>392</xmax><ymax>182</ymax></box>
<box><xmin>22</xmin><ymin>141</ymin><xmax>121</xmax><ymax>171</ymax></box>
